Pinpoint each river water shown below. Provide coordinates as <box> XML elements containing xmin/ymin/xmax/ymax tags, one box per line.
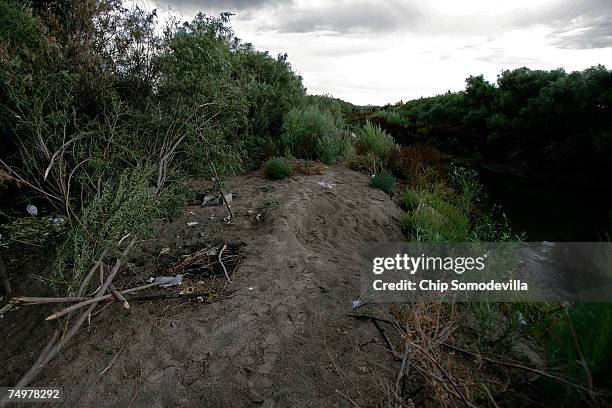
<box><xmin>478</xmin><ymin>169</ymin><xmax>612</xmax><ymax>242</ymax></box>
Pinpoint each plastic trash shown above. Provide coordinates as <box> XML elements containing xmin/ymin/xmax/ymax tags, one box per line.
<box><xmin>201</xmin><ymin>194</ymin><xmax>220</xmax><ymax>207</ymax></box>
<box><xmin>47</xmin><ymin>215</ymin><xmax>66</xmax><ymax>223</ymax></box>
<box><xmin>187</xmin><ymin>221</ymin><xmax>199</xmax><ymax>227</ymax></box>
<box><xmin>26</xmin><ymin>204</ymin><xmax>38</xmax><ymax>216</ymax></box>
<box><xmin>148</xmin><ymin>274</ymin><xmax>183</xmax><ymax>288</ymax></box>
<box><xmin>317</xmin><ymin>181</ymin><xmax>335</xmax><ymax>189</ymax></box>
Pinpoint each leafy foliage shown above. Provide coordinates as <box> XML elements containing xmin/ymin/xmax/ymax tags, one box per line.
<box><xmin>280</xmin><ymin>105</ymin><xmax>349</xmax><ymax>164</ymax></box>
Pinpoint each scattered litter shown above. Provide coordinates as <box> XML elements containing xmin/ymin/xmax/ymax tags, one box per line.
<box><xmin>0</xmin><ymin>303</ymin><xmax>16</xmax><ymax>319</ymax></box>
<box><xmin>159</xmin><ymin>247</ymin><xmax>170</xmax><ymax>255</ymax></box>
<box><xmin>223</xmin><ymin>215</ymin><xmax>231</xmax><ymax>223</ymax></box>
<box><xmin>248</xmin><ymin>287</ymin><xmax>254</xmax><ymax>291</ymax></box>
<box><xmin>247</xmin><ymin>210</ymin><xmax>254</xmax><ymax>214</ymax></box>
<box><xmin>201</xmin><ymin>194</ymin><xmax>220</xmax><ymax>207</ymax></box>
<box><xmin>47</xmin><ymin>215</ymin><xmax>66</xmax><ymax>223</ymax></box>
<box><xmin>168</xmin><ymin>242</ymin><xmax>244</xmax><ymax>277</ymax></box>
<box><xmin>201</xmin><ymin>193</ymin><xmax>233</xmax><ymax>207</ymax></box>
<box><xmin>209</xmin><ymin>215</ymin><xmax>215</xmax><ymax>220</ymax></box>
<box><xmin>180</xmin><ymin>287</ymin><xmax>194</xmax><ymax>295</ymax></box>
<box><xmin>26</xmin><ymin>204</ymin><xmax>38</xmax><ymax>216</ymax></box>
<box><xmin>187</xmin><ymin>221</ymin><xmax>199</xmax><ymax>227</ymax></box>
<box><xmin>352</xmin><ymin>300</ymin><xmax>365</xmax><ymax>309</ymax></box>
<box><xmin>148</xmin><ymin>274</ymin><xmax>183</xmax><ymax>288</ymax></box>
<box><xmin>196</xmin><ymin>296</ymin><xmax>204</xmax><ymax>303</ymax></box>
<box><xmin>189</xmin><ymin>211</ymin><xmax>196</xmax><ymax>216</ymax></box>
<box><xmin>317</xmin><ymin>181</ymin><xmax>335</xmax><ymax>189</ymax></box>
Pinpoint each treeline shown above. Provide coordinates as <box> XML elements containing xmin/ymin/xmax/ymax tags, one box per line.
<box><xmin>0</xmin><ymin>0</ymin><xmax>355</xmax><ymax>294</ymax></box>
<box><xmin>364</xmin><ymin>66</ymin><xmax>612</xmax><ymax>183</ymax></box>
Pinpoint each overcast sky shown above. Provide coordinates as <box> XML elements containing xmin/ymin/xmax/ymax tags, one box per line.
<box><xmin>145</xmin><ymin>0</ymin><xmax>612</xmax><ymax>105</ymax></box>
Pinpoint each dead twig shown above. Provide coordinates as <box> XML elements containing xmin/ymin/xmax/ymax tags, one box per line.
<box><xmin>441</xmin><ymin>343</ymin><xmax>605</xmax><ymax>396</ymax></box>
<box><xmin>371</xmin><ymin>317</ymin><xmax>397</xmax><ymax>356</ymax></box>
<box><xmin>218</xmin><ymin>244</ymin><xmax>230</xmax><ymax>283</ymax></box>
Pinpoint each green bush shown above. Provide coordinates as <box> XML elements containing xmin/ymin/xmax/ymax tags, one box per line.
<box><xmin>280</xmin><ymin>105</ymin><xmax>349</xmax><ymax>164</ymax></box>
<box><xmin>355</xmin><ymin>121</ymin><xmax>395</xmax><ymax>160</ymax></box>
<box><xmin>400</xmin><ymin>187</ymin><xmax>469</xmax><ymax>242</ymax></box>
<box><xmin>263</xmin><ymin>158</ymin><xmax>294</xmax><ymax>180</ymax></box>
<box><xmin>370</xmin><ymin>170</ymin><xmax>396</xmax><ymax>194</ymax></box>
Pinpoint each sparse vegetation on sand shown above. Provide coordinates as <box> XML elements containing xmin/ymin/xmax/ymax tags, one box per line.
<box><xmin>1</xmin><ymin>1</ymin><xmax>611</xmax><ymax>407</ymax></box>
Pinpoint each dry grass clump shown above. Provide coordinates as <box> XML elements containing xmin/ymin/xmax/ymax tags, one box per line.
<box><xmin>0</xmin><ymin>168</ymin><xmax>14</xmax><ymax>185</ymax></box>
<box><xmin>293</xmin><ymin>159</ymin><xmax>327</xmax><ymax>175</ymax></box>
<box><xmin>390</xmin><ymin>145</ymin><xmax>443</xmax><ymax>187</ymax></box>
<box><xmin>382</xmin><ymin>303</ymin><xmax>504</xmax><ymax>408</ymax></box>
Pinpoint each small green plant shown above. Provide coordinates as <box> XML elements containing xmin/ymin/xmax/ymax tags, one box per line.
<box><xmin>370</xmin><ymin>170</ymin><xmax>396</xmax><ymax>194</ymax></box>
<box><xmin>263</xmin><ymin>158</ymin><xmax>294</xmax><ymax>180</ymax></box>
<box><xmin>280</xmin><ymin>105</ymin><xmax>349</xmax><ymax>164</ymax></box>
<box><xmin>400</xmin><ymin>186</ymin><xmax>469</xmax><ymax>242</ymax></box>
<box><xmin>355</xmin><ymin>121</ymin><xmax>395</xmax><ymax>160</ymax></box>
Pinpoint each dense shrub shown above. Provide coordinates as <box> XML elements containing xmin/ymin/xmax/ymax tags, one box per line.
<box><xmin>400</xmin><ymin>188</ymin><xmax>469</xmax><ymax>242</ymax></box>
<box><xmin>389</xmin><ymin>144</ymin><xmax>442</xmax><ymax>186</ymax></box>
<box><xmin>280</xmin><ymin>105</ymin><xmax>349</xmax><ymax>164</ymax></box>
<box><xmin>0</xmin><ymin>1</ymin><xmax>330</xmax><ymax>296</ymax></box>
<box><xmin>370</xmin><ymin>170</ymin><xmax>396</xmax><ymax>194</ymax></box>
<box><xmin>354</xmin><ymin>121</ymin><xmax>395</xmax><ymax>160</ymax></box>
<box><xmin>263</xmin><ymin>158</ymin><xmax>294</xmax><ymax>180</ymax></box>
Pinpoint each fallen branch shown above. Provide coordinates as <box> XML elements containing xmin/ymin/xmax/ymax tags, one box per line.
<box><xmin>12</xmin><ymin>296</ymin><xmax>90</xmax><ymax>304</ymax></box>
<box><xmin>45</xmin><ymin>280</ymin><xmax>156</xmax><ymax>320</ymax></box>
<box><xmin>110</xmin><ymin>284</ymin><xmax>129</xmax><ymax>309</ymax></box>
<box><xmin>3</xmin><ymin>238</ymin><xmax>137</xmax><ymax>400</ymax></box>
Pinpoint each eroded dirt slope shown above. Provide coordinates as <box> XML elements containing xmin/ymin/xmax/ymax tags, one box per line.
<box><xmin>5</xmin><ymin>165</ymin><xmax>405</xmax><ymax>407</ymax></box>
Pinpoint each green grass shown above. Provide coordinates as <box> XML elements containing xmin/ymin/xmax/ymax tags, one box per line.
<box><xmin>370</xmin><ymin>170</ymin><xmax>396</xmax><ymax>194</ymax></box>
<box><xmin>400</xmin><ymin>185</ymin><xmax>469</xmax><ymax>242</ymax></box>
<box><xmin>263</xmin><ymin>158</ymin><xmax>294</xmax><ymax>180</ymax></box>
<box><xmin>355</xmin><ymin>121</ymin><xmax>395</xmax><ymax>160</ymax></box>
<box><xmin>280</xmin><ymin>105</ymin><xmax>349</xmax><ymax>164</ymax></box>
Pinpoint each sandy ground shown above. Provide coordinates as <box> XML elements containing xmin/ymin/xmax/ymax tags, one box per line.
<box><xmin>2</xmin><ymin>165</ymin><xmax>406</xmax><ymax>407</ymax></box>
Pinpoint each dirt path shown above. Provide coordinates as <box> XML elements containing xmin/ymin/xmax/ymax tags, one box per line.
<box><xmin>4</xmin><ymin>165</ymin><xmax>405</xmax><ymax>407</ymax></box>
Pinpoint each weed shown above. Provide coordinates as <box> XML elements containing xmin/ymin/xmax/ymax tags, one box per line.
<box><xmin>280</xmin><ymin>105</ymin><xmax>349</xmax><ymax>164</ymax></box>
<box><xmin>263</xmin><ymin>158</ymin><xmax>294</xmax><ymax>180</ymax></box>
<box><xmin>355</xmin><ymin>121</ymin><xmax>395</xmax><ymax>160</ymax></box>
<box><xmin>370</xmin><ymin>170</ymin><xmax>396</xmax><ymax>194</ymax></box>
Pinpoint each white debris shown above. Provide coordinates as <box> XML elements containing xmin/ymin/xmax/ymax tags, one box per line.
<box><xmin>149</xmin><ymin>274</ymin><xmax>183</xmax><ymax>288</ymax></box>
<box><xmin>159</xmin><ymin>247</ymin><xmax>170</xmax><ymax>255</ymax></box>
<box><xmin>187</xmin><ymin>221</ymin><xmax>199</xmax><ymax>227</ymax></box>
<box><xmin>317</xmin><ymin>181</ymin><xmax>335</xmax><ymax>189</ymax></box>
<box><xmin>26</xmin><ymin>204</ymin><xmax>38</xmax><ymax>216</ymax></box>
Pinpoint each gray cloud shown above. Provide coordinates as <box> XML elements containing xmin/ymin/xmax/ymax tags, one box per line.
<box><xmin>506</xmin><ymin>0</ymin><xmax>612</xmax><ymax>49</ymax></box>
<box><xmin>263</xmin><ymin>1</ymin><xmax>423</xmax><ymax>34</ymax></box>
<box><xmin>153</xmin><ymin>0</ymin><xmax>292</xmax><ymax>14</ymax></box>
